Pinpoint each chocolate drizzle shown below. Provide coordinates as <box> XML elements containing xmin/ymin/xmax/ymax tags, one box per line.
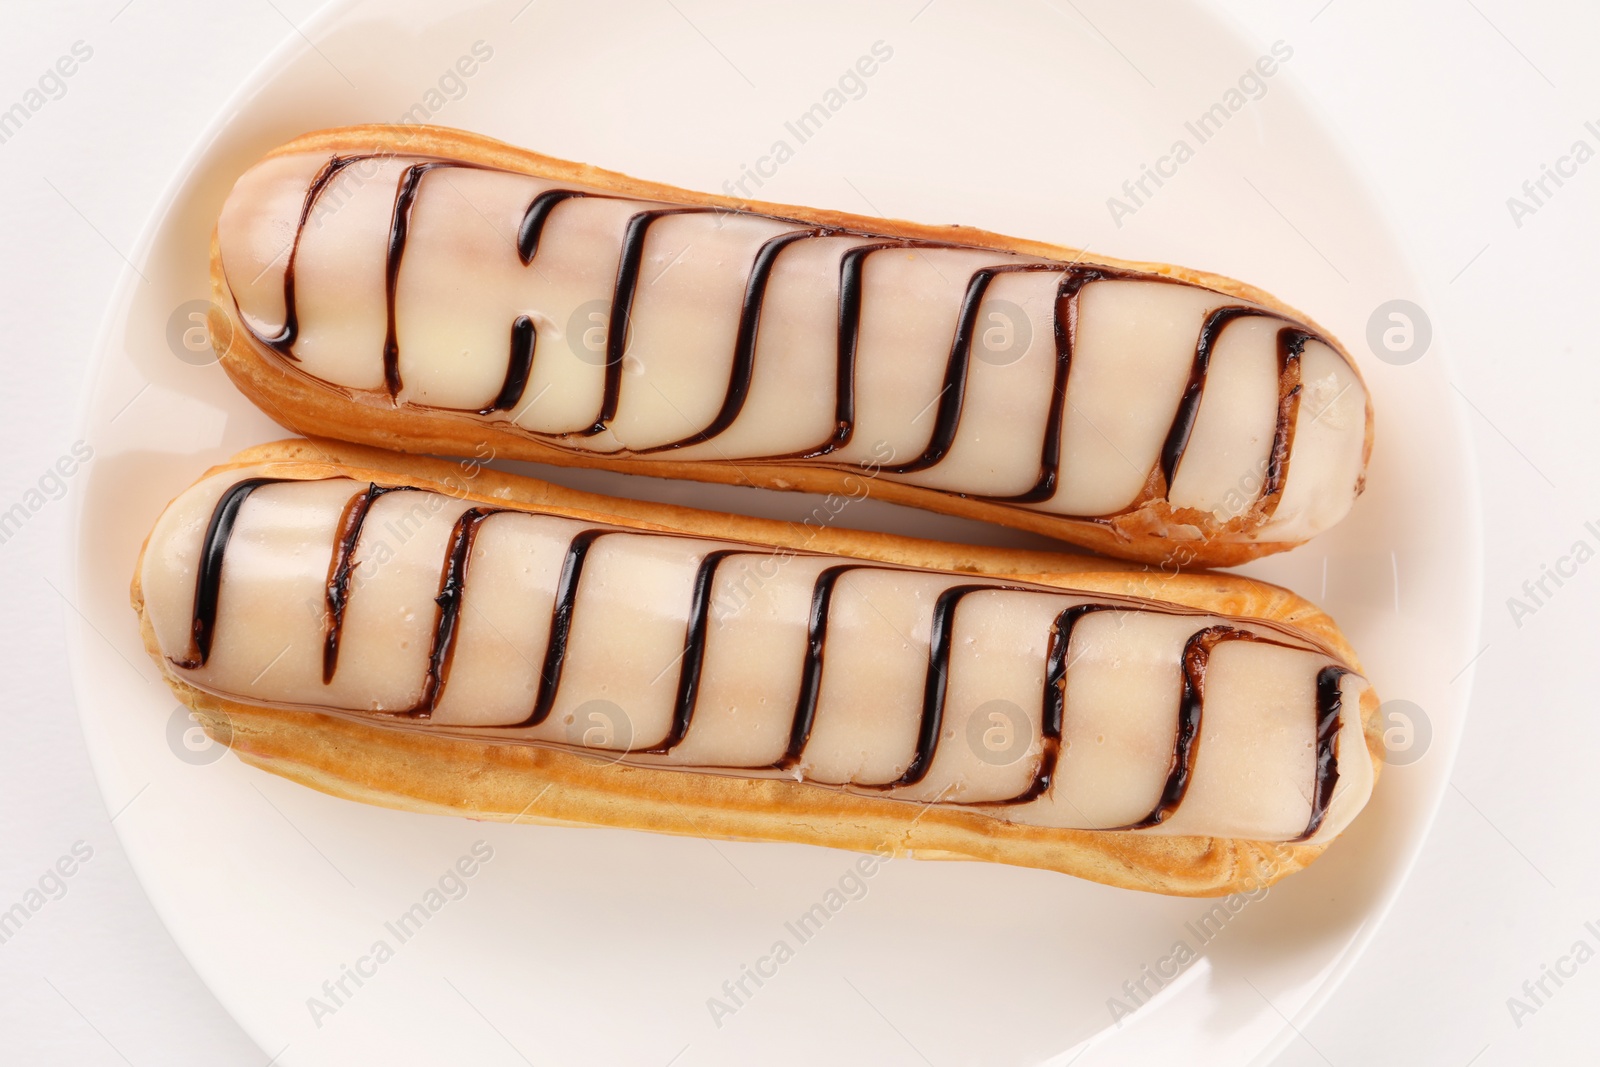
<box><xmin>891</xmin><ymin>271</ymin><xmax>1004</xmax><ymax>474</ymax></box>
<box><xmin>253</xmin><ymin>155</ymin><xmax>359</xmax><ymax>356</ymax></box>
<box><xmin>894</xmin><ymin>584</ymin><xmax>1019</xmax><ymax>787</ymax></box>
<box><xmin>178</xmin><ymin>477</ymin><xmax>280</xmax><ymax>668</ymax></box>
<box><xmin>323</xmin><ymin>483</ymin><xmax>420</xmax><ymax>682</ymax></box>
<box><xmin>1159</xmin><ymin>306</ymin><xmax>1259</xmax><ymax>489</ymax></box>
<box><xmin>238</xmin><ymin>153</ymin><xmax>1337</xmax><ymax>524</ymax></box>
<box><xmin>777</xmin><ymin>572</ymin><xmax>1106</xmax><ymax>802</ymax></box>
<box><xmin>743</xmin><ymin>240</ymin><xmax>923</xmax><ymax>461</ymax></box>
<box><xmin>976</xmin><ymin>269</ymin><xmax>1105</xmax><ymax>504</ymax></box>
<box><xmin>637</xmin><ymin>228</ymin><xmax>829</xmax><ymax>453</ymax></box>
<box><xmin>486</xmin><ymin>315</ymin><xmax>537</xmax><ymax>414</ymax></box>
<box><xmin>638</xmin><ymin>549</ymin><xmax>740</xmax><ymax>754</ymax></box>
<box><xmin>517</xmin><ymin>189</ymin><xmax>587</xmax><ymax>264</ymax></box>
<box><xmin>1119</xmin><ymin>624</ymin><xmax>1311</xmax><ymax>830</ymax></box>
<box><xmin>182</xmin><ymin>475</ymin><xmax>1354</xmax><ymax>828</ymax></box>
<box><xmin>1007</xmin><ymin>602</ymin><xmax>1121</xmax><ymax>806</ymax></box>
<box><xmin>410</xmin><ymin>507</ymin><xmax>503</xmax><ymax>716</ymax></box>
<box><xmin>522</xmin><ymin>528</ymin><xmax>608</xmax><ymax>728</ymax></box>
<box><xmin>382</xmin><ymin>162</ymin><xmax>440</xmax><ymax>397</ymax></box>
<box><xmin>820</xmin><ymin>243</ymin><xmax>899</xmax><ymax>456</ymax></box>
<box><xmin>1301</xmin><ymin>665</ymin><xmax>1350</xmax><ymax>840</ymax></box>
<box><xmin>778</xmin><ymin>564</ymin><xmax>862</xmax><ymax>769</ymax></box>
<box><xmin>582</xmin><ymin>208</ymin><xmax>716</xmax><ymax>436</ymax></box>
<box><xmin>1262</xmin><ymin>327</ymin><xmax>1308</xmax><ymax>513</ymax></box>
<box><xmin>881</xmin><ymin>263</ymin><xmax>1071</xmax><ymax>476</ymax></box>
<box><xmin>1123</xmin><ymin>625</ymin><xmax>1253</xmax><ymax>829</ymax></box>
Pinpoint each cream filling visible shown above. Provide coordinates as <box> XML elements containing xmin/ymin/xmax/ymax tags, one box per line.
<box><xmin>219</xmin><ymin>151</ymin><xmax>1369</xmax><ymax>541</ymax></box>
<box><xmin>142</xmin><ymin>467</ymin><xmax>1372</xmax><ymax>844</ymax></box>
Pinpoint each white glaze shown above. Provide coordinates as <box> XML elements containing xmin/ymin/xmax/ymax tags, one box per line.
<box><xmin>218</xmin><ymin>151</ymin><xmax>1370</xmax><ymax>545</ymax></box>
<box><xmin>141</xmin><ymin>467</ymin><xmax>1375</xmax><ymax>844</ymax></box>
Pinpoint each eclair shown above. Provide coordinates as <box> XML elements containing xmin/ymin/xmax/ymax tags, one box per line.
<box><xmin>209</xmin><ymin>125</ymin><xmax>1373</xmax><ymax>567</ymax></box>
<box><xmin>132</xmin><ymin>439</ymin><xmax>1381</xmax><ymax>896</ymax></box>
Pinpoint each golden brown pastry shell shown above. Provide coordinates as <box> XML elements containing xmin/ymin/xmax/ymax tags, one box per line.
<box><xmin>207</xmin><ymin>124</ymin><xmax>1376</xmax><ymax>567</ymax></box>
<box><xmin>131</xmin><ymin>438</ymin><xmax>1382</xmax><ymax>897</ymax></box>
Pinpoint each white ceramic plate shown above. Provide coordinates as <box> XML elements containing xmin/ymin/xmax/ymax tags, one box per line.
<box><xmin>66</xmin><ymin>1</ymin><xmax>1482</xmax><ymax>1063</ymax></box>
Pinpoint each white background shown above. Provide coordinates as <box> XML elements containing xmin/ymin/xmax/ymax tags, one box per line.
<box><xmin>1</xmin><ymin>1</ymin><xmax>1594</xmax><ymax>1064</ymax></box>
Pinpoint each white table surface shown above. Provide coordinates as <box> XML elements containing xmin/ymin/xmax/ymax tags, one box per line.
<box><xmin>2</xmin><ymin>1</ymin><xmax>1594</xmax><ymax>1063</ymax></box>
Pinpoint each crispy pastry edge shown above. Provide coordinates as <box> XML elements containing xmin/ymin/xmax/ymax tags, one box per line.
<box><xmin>131</xmin><ymin>437</ymin><xmax>1383</xmax><ymax>897</ymax></box>
<box><xmin>207</xmin><ymin>123</ymin><xmax>1377</xmax><ymax>568</ymax></box>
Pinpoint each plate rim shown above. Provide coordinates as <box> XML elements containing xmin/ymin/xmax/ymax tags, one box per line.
<box><xmin>63</xmin><ymin>2</ymin><xmax>1486</xmax><ymax>1063</ymax></box>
